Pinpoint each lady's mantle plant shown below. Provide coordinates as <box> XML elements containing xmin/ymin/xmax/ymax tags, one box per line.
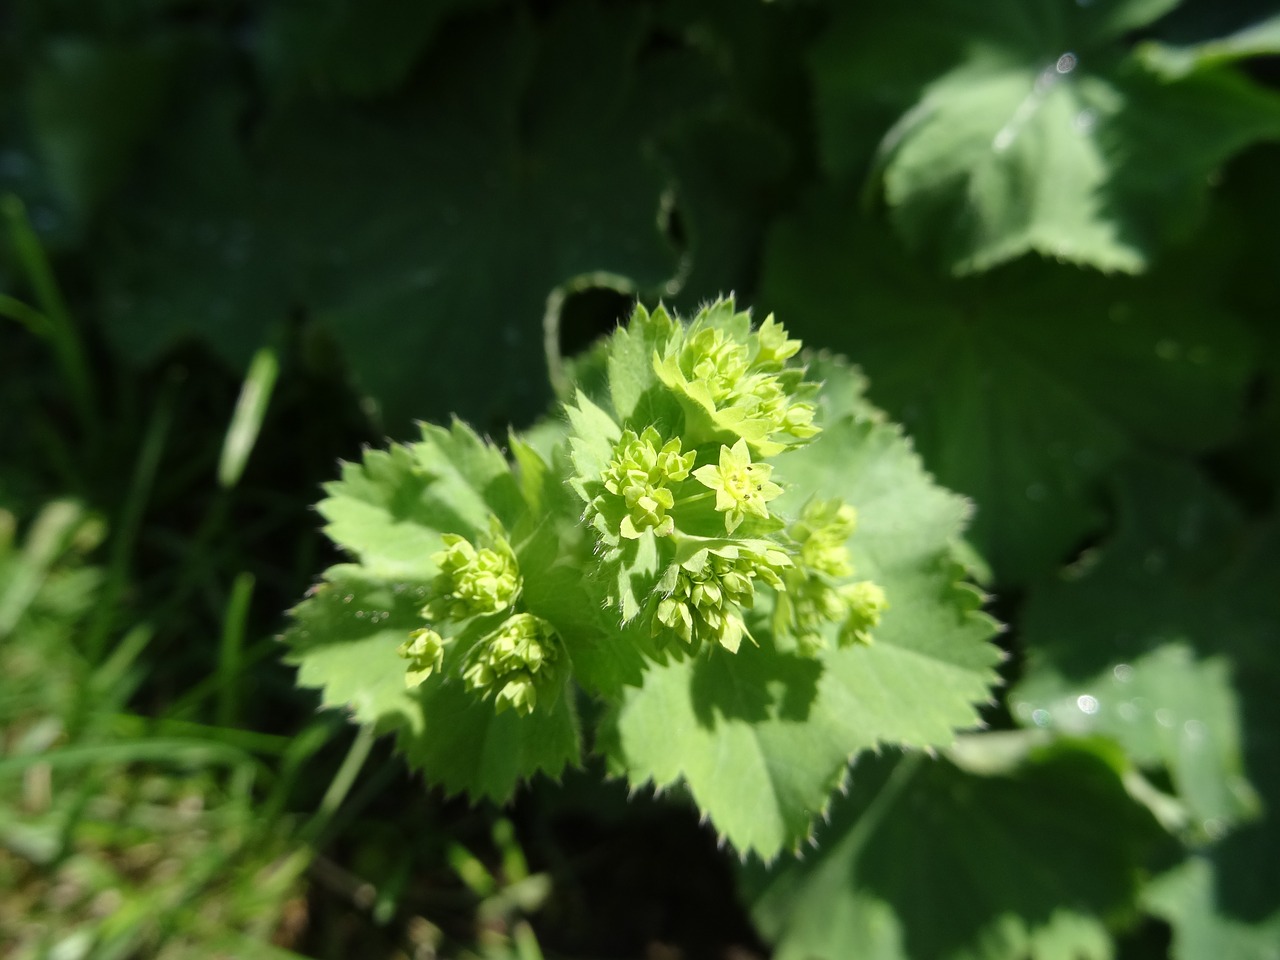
<box><xmin>284</xmin><ymin>299</ymin><xmax>1001</xmax><ymax>857</ymax></box>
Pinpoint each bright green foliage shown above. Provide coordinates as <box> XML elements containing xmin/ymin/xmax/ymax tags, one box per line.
<box><xmin>600</xmin><ymin>378</ymin><xmax>1002</xmax><ymax>856</ymax></box>
<box><xmin>746</xmin><ymin>744</ymin><xmax>1168</xmax><ymax>960</ymax></box>
<box><xmin>283</xmin><ymin>299</ymin><xmax>999</xmax><ymax>852</ymax></box>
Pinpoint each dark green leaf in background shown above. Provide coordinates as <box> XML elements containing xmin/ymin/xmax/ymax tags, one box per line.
<box><xmin>811</xmin><ymin>0</ymin><xmax>1280</xmax><ymax>274</ymax></box>
<box><xmin>1010</xmin><ymin>460</ymin><xmax>1280</xmax><ymax>956</ymax></box>
<box><xmin>747</xmin><ymin>744</ymin><xmax>1168</xmax><ymax>960</ymax></box>
<box><xmin>98</xmin><ymin>4</ymin><xmax>701</xmax><ymax>433</ymax></box>
<box><xmin>761</xmin><ymin>185</ymin><xmax>1254</xmax><ymax>581</ymax></box>
<box><xmin>257</xmin><ymin>0</ymin><xmax>496</xmax><ymax>98</ymax></box>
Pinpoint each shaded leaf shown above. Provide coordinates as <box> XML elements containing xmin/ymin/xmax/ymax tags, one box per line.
<box><xmin>760</xmin><ymin>185</ymin><xmax>1254</xmax><ymax>580</ymax></box>
<box><xmin>747</xmin><ymin>744</ymin><xmax>1167</xmax><ymax>960</ymax></box>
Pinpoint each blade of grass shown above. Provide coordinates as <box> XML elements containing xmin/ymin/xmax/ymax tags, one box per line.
<box><xmin>0</xmin><ymin>499</ymin><xmax>85</xmax><ymax>638</ymax></box>
<box><xmin>83</xmin><ymin>373</ymin><xmax>177</xmax><ymax>662</ymax></box>
<box><xmin>0</xmin><ymin>291</ymin><xmax>52</xmax><ymax>336</ymax></box>
<box><xmin>217</xmin><ymin>571</ymin><xmax>255</xmax><ymax>727</ymax></box>
<box><xmin>1</xmin><ymin>193</ymin><xmax>98</xmax><ymax>439</ymax></box>
<box><xmin>219</xmin><ymin>346</ymin><xmax>280</xmax><ymax>490</ymax></box>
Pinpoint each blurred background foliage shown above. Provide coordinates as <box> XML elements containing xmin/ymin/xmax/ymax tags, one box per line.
<box><xmin>1</xmin><ymin>0</ymin><xmax>1277</xmax><ymax>957</ymax></box>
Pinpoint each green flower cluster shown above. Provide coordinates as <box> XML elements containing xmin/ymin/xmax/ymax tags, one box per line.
<box><xmin>462</xmin><ymin>613</ymin><xmax>560</xmax><ymax>715</ymax></box>
<box><xmin>397</xmin><ymin>520</ymin><xmax>565</xmax><ymax>716</ymax></box>
<box><xmin>427</xmin><ymin>528</ymin><xmax>521</xmax><ymax>620</ymax></box>
<box><xmin>654</xmin><ymin>307</ymin><xmax>819</xmax><ymax>457</ymax></box>
<box><xmin>653</xmin><ymin>543</ymin><xmax>790</xmax><ymax>654</ymax></box>
<box><xmin>566</xmin><ymin>300</ymin><xmax>887</xmax><ymax>661</ymax></box>
<box><xmin>398</xmin><ymin>300</ymin><xmax>889</xmax><ymax>714</ymax></box>
<box><xmin>774</xmin><ymin>499</ymin><xmax>888</xmax><ymax>653</ymax></box>
<box><xmin>600</xmin><ymin>426</ymin><xmax>695</xmax><ymax>538</ymax></box>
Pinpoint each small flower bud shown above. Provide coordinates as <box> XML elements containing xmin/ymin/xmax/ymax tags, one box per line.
<box><xmin>839</xmin><ymin>580</ymin><xmax>888</xmax><ymax>647</ymax></box>
<box><xmin>651</xmin><ymin>544</ymin><xmax>789</xmax><ymax>655</ymax></box>
<box><xmin>753</xmin><ymin>316</ymin><xmax>802</xmax><ymax>369</ymax></box>
<box><xmin>398</xmin><ymin>627</ymin><xmax>446</xmax><ymax>688</ymax></box>
<box><xmin>791</xmin><ymin>499</ymin><xmax>858</xmax><ymax>578</ymax></box>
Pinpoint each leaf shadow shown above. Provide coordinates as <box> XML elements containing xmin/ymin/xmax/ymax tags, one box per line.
<box><xmin>689</xmin><ymin>636</ymin><xmax>822</xmax><ymax>729</ymax></box>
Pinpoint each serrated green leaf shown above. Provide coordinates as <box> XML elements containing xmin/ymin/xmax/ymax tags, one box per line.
<box><xmin>1004</xmin><ymin>464</ymin><xmax>1280</xmax><ymax>954</ymax></box>
<box><xmin>565</xmin><ymin>391</ymin><xmax>622</xmax><ymax>484</ymax></box>
<box><xmin>284</xmin><ymin>567</ymin><xmax>428</xmax><ymax>732</ymax></box>
<box><xmin>515</xmin><ymin>516</ymin><xmax>647</xmax><ymax>698</ymax></box>
<box><xmin>284</xmin><ymin>566</ymin><xmax>580</xmax><ymax>801</ymax></box>
<box><xmin>760</xmin><ymin>186</ymin><xmax>1255</xmax><ymax>580</ymax></box>
<box><xmin>317</xmin><ymin>420</ymin><xmax>525</xmax><ymax>579</ymax></box>
<box><xmin>400</xmin><ymin>663</ymin><xmax>581</xmax><ymax>803</ymax></box>
<box><xmin>812</xmin><ymin>0</ymin><xmax>1280</xmax><ymax>274</ymax></box>
<box><xmin>599</xmin><ymin>362</ymin><xmax>1001</xmax><ymax>857</ymax></box>
<box><xmin>746</xmin><ymin>745</ymin><xmax>1167</xmax><ymax>960</ymax></box>
<box><xmin>605</xmin><ymin>303</ymin><xmax>675</xmax><ymax>425</ymax></box>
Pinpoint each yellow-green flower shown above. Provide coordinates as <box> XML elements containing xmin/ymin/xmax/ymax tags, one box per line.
<box><xmin>753</xmin><ymin>316</ymin><xmax>802</xmax><ymax>369</ymax></box>
<box><xmin>681</xmin><ymin>327</ymin><xmax>751</xmax><ymax>403</ymax></box>
<box><xmin>651</xmin><ymin>304</ymin><xmax>822</xmax><ymax>456</ymax></box>
<box><xmin>600</xmin><ymin>426</ymin><xmax>696</xmax><ymax>539</ymax></box>
<box><xmin>692</xmin><ymin>439</ymin><xmax>783</xmax><ymax>533</ymax></box>
<box><xmin>398</xmin><ymin>627</ymin><xmax>447</xmax><ymax>688</ymax></box>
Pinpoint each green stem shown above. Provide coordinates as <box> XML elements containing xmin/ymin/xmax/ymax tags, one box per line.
<box><xmin>299</xmin><ymin>724</ymin><xmax>377</xmax><ymax>848</ymax></box>
<box><xmin>673</xmin><ymin>490</ymin><xmax>715</xmax><ymax>508</ymax></box>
